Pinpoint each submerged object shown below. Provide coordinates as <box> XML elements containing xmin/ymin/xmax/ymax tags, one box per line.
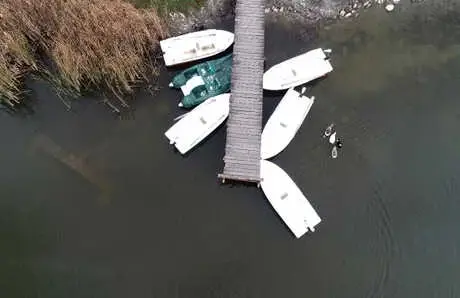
<box><xmin>164</xmin><ymin>93</ymin><xmax>230</xmax><ymax>154</ymax></box>
<box><xmin>160</xmin><ymin>29</ymin><xmax>234</xmax><ymax>66</ymax></box>
<box><xmin>263</xmin><ymin>48</ymin><xmax>333</xmax><ymax>90</ymax></box>
<box><xmin>261</xmin><ymin>88</ymin><xmax>315</xmax><ymax>160</ymax></box>
<box><xmin>260</xmin><ymin>160</ymin><xmax>322</xmax><ymax>238</ymax></box>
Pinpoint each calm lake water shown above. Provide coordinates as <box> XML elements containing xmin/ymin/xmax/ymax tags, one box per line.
<box><xmin>1</xmin><ymin>1</ymin><xmax>460</xmax><ymax>297</ymax></box>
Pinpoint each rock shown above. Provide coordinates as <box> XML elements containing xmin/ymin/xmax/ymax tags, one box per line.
<box><xmin>339</xmin><ymin>9</ymin><xmax>346</xmax><ymax>17</ymax></box>
<box><xmin>385</xmin><ymin>3</ymin><xmax>395</xmax><ymax>11</ymax></box>
<box><xmin>376</xmin><ymin>0</ymin><xmax>385</xmax><ymax>4</ymax></box>
<box><xmin>363</xmin><ymin>1</ymin><xmax>372</xmax><ymax>8</ymax></box>
<box><xmin>264</xmin><ymin>8</ymin><xmax>270</xmax><ymax>13</ymax></box>
<box><xmin>345</xmin><ymin>12</ymin><xmax>353</xmax><ymax>18</ymax></box>
<box><xmin>279</xmin><ymin>7</ymin><xmax>284</xmax><ymax>12</ymax></box>
<box><xmin>352</xmin><ymin>3</ymin><xmax>359</xmax><ymax>9</ymax></box>
<box><xmin>393</xmin><ymin>0</ymin><xmax>400</xmax><ymax>3</ymax></box>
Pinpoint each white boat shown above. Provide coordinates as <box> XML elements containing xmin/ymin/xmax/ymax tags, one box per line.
<box><xmin>160</xmin><ymin>29</ymin><xmax>234</xmax><ymax>66</ymax></box>
<box><xmin>164</xmin><ymin>93</ymin><xmax>230</xmax><ymax>154</ymax></box>
<box><xmin>263</xmin><ymin>48</ymin><xmax>333</xmax><ymax>90</ymax></box>
<box><xmin>261</xmin><ymin>88</ymin><xmax>315</xmax><ymax>160</ymax></box>
<box><xmin>260</xmin><ymin>160</ymin><xmax>322</xmax><ymax>238</ymax></box>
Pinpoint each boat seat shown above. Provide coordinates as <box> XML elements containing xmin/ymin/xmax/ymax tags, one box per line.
<box><xmin>200</xmin><ymin>43</ymin><xmax>216</xmax><ymax>51</ymax></box>
<box><xmin>199</xmin><ymin>116</ymin><xmax>207</xmax><ymax>125</ymax></box>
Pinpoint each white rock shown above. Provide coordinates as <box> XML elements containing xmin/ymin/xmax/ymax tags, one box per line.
<box><xmin>265</xmin><ymin>8</ymin><xmax>270</xmax><ymax>13</ymax></box>
<box><xmin>393</xmin><ymin>0</ymin><xmax>400</xmax><ymax>3</ymax></box>
<box><xmin>345</xmin><ymin>12</ymin><xmax>353</xmax><ymax>18</ymax></box>
<box><xmin>280</xmin><ymin>7</ymin><xmax>284</xmax><ymax>12</ymax></box>
<box><xmin>339</xmin><ymin>9</ymin><xmax>346</xmax><ymax>17</ymax></box>
<box><xmin>376</xmin><ymin>0</ymin><xmax>385</xmax><ymax>4</ymax></box>
<box><xmin>385</xmin><ymin>3</ymin><xmax>395</xmax><ymax>11</ymax></box>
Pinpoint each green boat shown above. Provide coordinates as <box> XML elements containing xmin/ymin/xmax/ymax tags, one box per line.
<box><xmin>169</xmin><ymin>54</ymin><xmax>232</xmax><ymax>108</ymax></box>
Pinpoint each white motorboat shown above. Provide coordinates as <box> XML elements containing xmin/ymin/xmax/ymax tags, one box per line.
<box><xmin>261</xmin><ymin>88</ymin><xmax>315</xmax><ymax>160</ymax></box>
<box><xmin>260</xmin><ymin>160</ymin><xmax>322</xmax><ymax>238</ymax></box>
<box><xmin>164</xmin><ymin>93</ymin><xmax>230</xmax><ymax>154</ymax></box>
<box><xmin>263</xmin><ymin>48</ymin><xmax>333</xmax><ymax>90</ymax></box>
<box><xmin>160</xmin><ymin>29</ymin><xmax>234</xmax><ymax>66</ymax></box>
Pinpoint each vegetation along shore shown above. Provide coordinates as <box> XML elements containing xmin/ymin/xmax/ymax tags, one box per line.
<box><xmin>0</xmin><ymin>0</ymin><xmax>205</xmax><ymax>110</ymax></box>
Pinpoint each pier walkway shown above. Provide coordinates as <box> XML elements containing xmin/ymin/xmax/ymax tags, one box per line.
<box><xmin>218</xmin><ymin>0</ymin><xmax>265</xmax><ymax>183</ymax></box>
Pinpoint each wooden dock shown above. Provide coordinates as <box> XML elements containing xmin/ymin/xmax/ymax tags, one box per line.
<box><xmin>218</xmin><ymin>0</ymin><xmax>265</xmax><ymax>183</ymax></box>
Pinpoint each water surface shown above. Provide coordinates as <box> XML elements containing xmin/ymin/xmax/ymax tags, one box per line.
<box><xmin>1</xmin><ymin>1</ymin><xmax>459</xmax><ymax>297</ymax></box>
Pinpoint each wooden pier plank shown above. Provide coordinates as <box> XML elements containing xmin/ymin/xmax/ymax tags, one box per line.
<box><xmin>218</xmin><ymin>0</ymin><xmax>265</xmax><ymax>183</ymax></box>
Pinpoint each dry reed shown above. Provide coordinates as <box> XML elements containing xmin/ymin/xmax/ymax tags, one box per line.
<box><xmin>0</xmin><ymin>0</ymin><xmax>168</xmax><ymax>108</ymax></box>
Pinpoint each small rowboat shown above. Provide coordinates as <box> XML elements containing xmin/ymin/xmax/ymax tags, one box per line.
<box><xmin>260</xmin><ymin>160</ymin><xmax>322</xmax><ymax>238</ymax></box>
<box><xmin>160</xmin><ymin>29</ymin><xmax>234</xmax><ymax>66</ymax></box>
<box><xmin>164</xmin><ymin>93</ymin><xmax>230</xmax><ymax>154</ymax></box>
<box><xmin>261</xmin><ymin>88</ymin><xmax>315</xmax><ymax>159</ymax></box>
<box><xmin>263</xmin><ymin>48</ymin><xmax>333</xmax><ymax>90</ymax></box>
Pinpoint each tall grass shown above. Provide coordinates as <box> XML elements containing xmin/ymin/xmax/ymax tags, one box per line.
<box><xmin>0</xmin><ymin>0</ymin><xmax>168</xmax><ymax>109</ymax></box>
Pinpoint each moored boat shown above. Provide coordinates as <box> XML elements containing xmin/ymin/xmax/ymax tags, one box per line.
<box><xmin>168</xmin><ymin>54</ymin><xmax>232</xmax><ymax>108</ymax></box>
<box><xmin>261</xmin><ymin>88</ymin><xmax>315</xmax><ymax>159</ymax></box>
<box><xmin>263</xmin><ymin>48</ymin><xmax>333</xmax><ymax>90</ymax></box>
<box><xmin>260</xmin><ymin>160</ymin><xmax>322</xmax><ymax>238</ymax></box>
<box><xmin>169</xmin><ymin>54</ymin><xmax>232</xmax><ymax>89</ymax></box>
<box><xmin>164</xmin><ymin>93</ymin><xmax>230</xmax><ymax>154</ymax></box>
<box><xmin>160</xmin><ymin>29</ymin><xmax>234</xmax><ymax>66</ymax></box>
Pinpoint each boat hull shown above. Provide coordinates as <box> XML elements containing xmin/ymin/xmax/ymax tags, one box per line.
<box><xmin>260</xmin><ymin>160</ymin><xmax>321</xmax><ymax>238</ymax></box>
<box><xmin>261</xmin><ymin>88</ymin><xmax>314</xmax><ymax>159</ymax></box>
<box><xmin>164</xmin><ymin>93</ymin><xmax>230</xmax><ymax>154</ymax></box>
<box><xmin>263</xmin><ymin>48</ymin><xmax>333</xmax><ymax>90</ymax></box>
<box><xmin>160</xmin><ymin>29</ymin><xmax>234</xmax><ymax>66</ymax></box>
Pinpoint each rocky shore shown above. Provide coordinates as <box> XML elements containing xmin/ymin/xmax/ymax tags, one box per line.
<box><xmin>167</xmin><ymin>0</ymin><xmax>423</xmax><ymax>33</ymax></box>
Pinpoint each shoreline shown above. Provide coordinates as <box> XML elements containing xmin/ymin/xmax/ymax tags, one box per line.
<box><xmin>1</xmin><ymin>0</ymin><xmax>419</xmax><ymax>113</ymax></box>
<box><xmin>168</xmin><ymin>0</ymin><xmax>415</xmax><ymax>34</ymax></box>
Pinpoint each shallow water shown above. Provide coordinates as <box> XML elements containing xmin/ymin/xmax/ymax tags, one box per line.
<box><xmin>1</xmin><ymin>1</ymin><xmax>460</xmax><ymax>297</ymax></box>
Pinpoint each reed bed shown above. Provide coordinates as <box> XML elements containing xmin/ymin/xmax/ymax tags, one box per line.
<box><xmin>0</xmin><ymin>0</ymin><xmax>168</xmax><ymax>109</ymax></box>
